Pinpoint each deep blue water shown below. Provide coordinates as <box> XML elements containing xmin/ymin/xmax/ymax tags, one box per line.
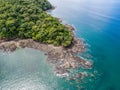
<box><xmin>0</xmin><ymin>0</ymin><xmax>120</xmax><ymax>90</ymax></box>
<box><xmin>48</xmin><ymin>0</ymin><xmax>120</xmax><ymax>90</ymax></box>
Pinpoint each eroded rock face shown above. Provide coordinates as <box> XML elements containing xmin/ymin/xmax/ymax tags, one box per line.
<box><xmin>0</xmin><ymin>39</ymin><xmax>93</xmax><ymax>77</ymax></box>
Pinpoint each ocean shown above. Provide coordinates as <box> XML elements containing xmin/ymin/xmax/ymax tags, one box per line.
<box><xmin>48</xmin><ymin>0</ymin><xmax>120</xmax><ymax>89</ymax></box>
<box><xmin>0</xmin><ymin>0</ymin><xmax>120</xmax><ymax>90</ymax></box>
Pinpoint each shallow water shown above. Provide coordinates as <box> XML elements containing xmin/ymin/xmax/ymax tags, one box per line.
<box><xmin>48</xmin><ymin>0</ymin><xmax>120</xmax><ymax>90</ymax></box>
<box><xmin>0</xmin><ymin>48</ymin><xmax>55</xmax><ymax>90</ymax></box>
<box><xmin>0</xmin><ymin>48</ymin><xmax>88</xmax><ymax>90</ymax></box>
<box><xmin>0</xmin><ymin>0</ymin><xmax>120</xmax><ymax>89</ymax></box>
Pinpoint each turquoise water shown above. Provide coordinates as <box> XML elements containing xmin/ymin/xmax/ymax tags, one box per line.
<box><xmin>0</xmin><ymin>0</ymin><xmax>120</xmax><ymax>90</ymax></box>
<box><xmin>0</xmin><ymin>48</ymin><xmax>89</xmax><ymax>90</ymax></box>
<box><xmin>0</xmin><ymin>48</ymin><xmax>55</xmax><ymax>90</ymax></box>
<box><xmin>48</xmin><ymin>0</ymin><xmax>120</xmax><ymax>90</ymax></box>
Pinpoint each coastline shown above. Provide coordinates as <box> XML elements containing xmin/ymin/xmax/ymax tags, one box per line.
<box><xmin>0</xmin><ymin>37</ymin><xmax>93</xmax><ymax>76</ymax></box>
<box><xmin>0</xmin><ymin>3</ymin><xmax>93</xmax><ymax>77</ymax></box>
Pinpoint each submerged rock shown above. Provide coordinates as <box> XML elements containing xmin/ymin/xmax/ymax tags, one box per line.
<box><xmin>75</xmin><ymin>73</ymin><xmax>83</xmax><ymax>78</ymax></box>
<box><xmin>0</xmin><ymin>38</ymin><xmax>93</xmax><ymax>77</ymax></box>
<box><xmin>90</xmin><ymin>74</ymin><xmax>95</xmax><ymax>78</ymax></box>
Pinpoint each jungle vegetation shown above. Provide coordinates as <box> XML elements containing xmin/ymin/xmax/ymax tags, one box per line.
<box><xmin>0</xmin><ymin>0</ymin><xmax>73</xmax><ymax>47</ymax></box>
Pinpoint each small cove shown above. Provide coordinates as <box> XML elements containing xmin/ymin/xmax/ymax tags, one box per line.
<box><xmin>0</xmin><ymin>48</ymin><xmax>89</xmax><ymax>90</ymax></box>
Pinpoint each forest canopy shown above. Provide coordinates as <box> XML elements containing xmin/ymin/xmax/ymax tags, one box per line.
<box><xmin>0</xmin><ymin>0</ymin><xmax>73</xmax><ymax>47</ymax></box>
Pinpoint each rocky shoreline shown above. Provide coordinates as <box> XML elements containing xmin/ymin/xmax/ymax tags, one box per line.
<box><xmin>0</xmin><ymin>5</ymin><xmax>93</xmax><ymax>77</ymax></box>
<box><xmin>0</xmin><ymin>37</ymin><xmax>93</xmax><ymax>76</ymax></box>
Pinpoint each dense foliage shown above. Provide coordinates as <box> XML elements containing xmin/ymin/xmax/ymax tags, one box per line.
<box><xmin>0</xmin><ymin>0</ymin><xmax>73</xmax><ymax>47</ymax></box>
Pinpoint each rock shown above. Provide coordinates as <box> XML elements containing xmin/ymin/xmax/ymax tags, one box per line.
<box><xmin>60</xmin><ymin>61</ymin><xmax>71</xmax><ymax>69</ymax></box>
<box><xmin>44</xmin><ymin>53</ymin><xmax>48</xmax><ymax>55</ymax></box>
<box><xmin>90</xmin><ymin>74</ymin><xmax>95</xmax><ymax>78</ymax></box>
<box><xmin>84</xmin><ymin>60</ymin><xmax>93</xmax><ymax>69</ymax></box>
<box><xmin>75</xmin><ymin>73</ymin><xmax>82</xmax><ymax>78</ymax></box>
<box><xmin>55</xmin><ymin>67</ymin><xmax>70</xmax><ymax>77</ymax></box>
<box><xmin>0</xmin><ymin>42</ymin><xmax>17</xmax><ymax>52</ymax></box>
<box><xmin>9</xmin><ymin>43</ymin><xmax>17</xmax><ymax>52</ymax></box>
<box><xmin>69</xmin><ymin>62</ymin><xmax>76</xmax><ymax>69</ymax></box>
<box><xmin>0</xmin><ymin>38</ymin><xmax>93</xmax><ymax>78</ymax></box>
<box><xmin>82</xmin><ymin>72</ymin><xmax>88</xmax><ymax>77</ymax></box>
<box><xmin>65</xmin><ymin>24</ymin><xmax>75</xmax><ymax>31</ymax></box>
